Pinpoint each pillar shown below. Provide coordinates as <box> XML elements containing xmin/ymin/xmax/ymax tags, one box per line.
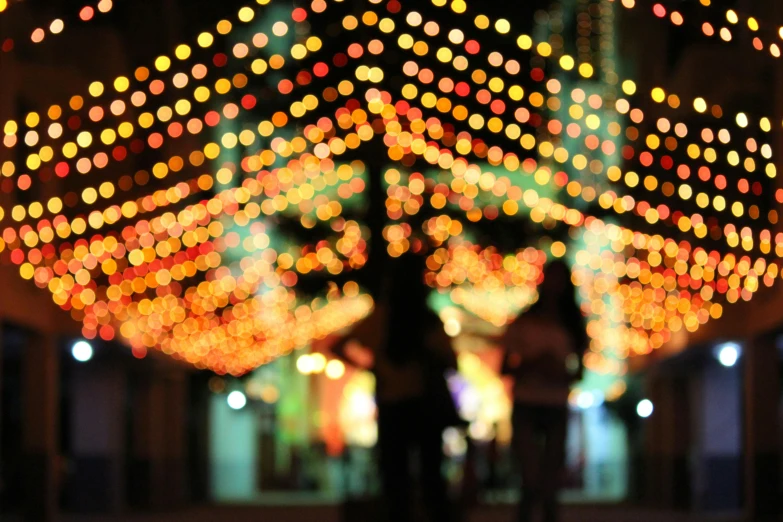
<box><xmin>128</xmin><ymin>369</ymin><xmax>167</xmax><ymax>509</ymax></box>
<box><xmin>21</xmin><ymin>333</ymin><xmax>60</xmax><ymax>522</ymax></box>
<box><xmin>162</xmin><ymin>371</ymin><xmax>188</xmax><ymax>507</ymax></box>
<box><xmin>744</xmin><ymin>333</ymin><xmax>781</xmax><ymax>521</ymax></box>
<box><xmin>66</xmin><ymin>363</ymin><xmax>126</xmax><ymax>513</ymax></box>
<box><xmin>643</xmin><ymin>371</ymin><xmax>690</xmax><ymax>510</ymax></box>
<box><xmin>690</xmin><ymin>358</ymin><xmax>742</xmax><ymax>511</ymax></box>
<box><xmin>128</xmin><ymin>366</ymin><xmax>190</xmax><ymax>510</ymax></box>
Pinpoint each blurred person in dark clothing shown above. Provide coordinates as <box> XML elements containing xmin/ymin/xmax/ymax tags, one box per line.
<box><xmin>501</xmin><ymin>260</ymin><xmax>586</xmax><ymax>522</ymax></box>
<box><xmin>332</xmin><ymin>253</ymin><xmax>461</xmax><ymax>522</ymax></box>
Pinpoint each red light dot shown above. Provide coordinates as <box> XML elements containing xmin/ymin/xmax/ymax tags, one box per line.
<box><xmin>347</xmin><ymin>43</ymin><xmax>364</xmax><ymax>59</ymax></box>
<box><xmin>313</xmin><ymin>62</ymin><xmax>329</xmax><ymax>77</ymax></box>
<box><xmin>130</xmin><ymin>139</ymin><xmax>145</xmax><ymax>154</ymax></box>
<box><xmin>529</xmin><ymin>114</ymin><xmax>542</xmax><ymax>127</ymax></box>
<box><xmin>148</xmin><ymin>133</ymin><xmax>164</xmax><ymax>149</ymax></box>
<box><xmin>112</xmin><ymin>146</ymin><xmax>127</xmax><ymax>161</ymax></box>
<box><xmin>278</xmin><ymin>79</ymin><xmax>294</xmax><ymax>94</ymax></box>
<box><xmin>333</xmin><ymin>53</ymin><xmax>348</xmax><ymax>67</ymax></box>
<box><xmin>31</xmin><ymin>28</ymin><xmax>45</xmax><ymax>43</ymax></box>
<box><xmin>394</xmin><ymin>100</ymin><xmax>410</xmax><ymax>115</ymax></box>
<box><xmin>99</xmin><ymin>325</ymin><xmax>115</xmax><ymax>341</ymax></box>
<box><xmin>715</xmin><ymin>175</ymin><xmax>727</xmax><ymax>190</ymax></box>
<box><xmin>17</xmin><ymin>174</ymin><xmax>31</xmax><ymax>190</ymax></box>
<box><xmin>167</xmin><ymin>122</ymin><xmax>183</xmax><ymax>138</ymax></box>
<box><xmin>653</xmin><ymin>4</ymin><xmax>666</xmax><ymax>17</ymax></box>
<box><xmin>213</xmin><ymin>53</ymin><xmax>228</xmax><ymax>67</ymax></box>
<box><xmin>455</xmin><ymin>82</ymin><xmax>470</xmax><ymax>97</ymax></box>
<box><xmin>149</xmin><ymin>80</ymin><xmax>165</xmax><ymax>95</ymax></box>
<box><xmin>1</xmin><ymin>39</ymin><xmax>14</xmax><ymax>53</ymax></box>
<box><xmin>80</xmin><ymin>6</ymin><xmax>94</xmax><ymax>21</ymax></box>
<box><xmin>241</xmin><ymin>94</ymin><xmax>257</xmax><ymax>110</ymax></box>
<box><xmin>292</xmin><ymin>7</ymin><xmax>308</xmax><ymax>22</ymax></box>
<box><xmin>205</xmin><ymin>111</ymin><xmax>221</xmax><ymax>127</ymax></box>
<box><xmin>490</xmin><ymin>99</ymin><xmax>506</xmax><ymax>114</ymax></box>
<box><xmin>465</xmin><ymin>40</ymin><xmax>480</xmax><ymax>54</ymax></box>
<box><xmin>55</xmin><ymin>162</ymin><xmax>70</xmax><ymax>177</ymax></box>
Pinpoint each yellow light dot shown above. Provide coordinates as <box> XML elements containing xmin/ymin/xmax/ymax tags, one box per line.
<box><xmin>25</xmin><ymin>112</ymin><xmax>40</xmax><ymax>128</ymax></box>
<box><xmin>155</xmin><ymin>56</ymin><xmax>171</xmax><ymax>72</ymax></box>
<box><xmin>113</xmin><ymin>76</ymin><xmax>130</xmax><ymax>92</ymax></box>
<box><xmin>217</xmin><ymin>20</ymin><xmax>233</xmax><ymax>35</ymax></box>
<box><xmin>495</xmin><ymin>19</ymin><xmax>510</xmax><ymax>34</ymax></box>
<box><xmin>82</xmin><ymin>187</ymin><xmax>98</xmax><ymax>204</ymax></box>
<box><xmin>197</xmin><ymin>32</ymin><xmax>214</xmax><ymax>47</ymax></box>
<box><xmin>578</xmin><ymin>63</ymin><xmax>593</xmax><ymax>78</ymax></box>
<box><xmin>651</xmin><ymin>87</ymin><xmax>666</xmax><ymax>103</ymax></box>
<box><xmin>726</xmin><ymin>9</ymin><xmax>738</xmax><ymax>24</ymax></box>
<box><xmin>474</xmin><ymin>15</ymin><xmax>489</xmax><ymax>30</ymax></box>
<box><xmin>175</xmin><ymin>44</ymin><xmax>192</xmax><ymax>60</ymax></box>
<box><xmin>559</xmin><ymin>55</ymin><xmax>575</xmax><ymax>70</ymax></box>
<box><xmin>551</xmin><ymin>241</ymin><xmax>566</xmax><ymax>258</ymax></box>
<box><xmin>88</xmin><ymin>82</ymin><xmax>104</xmax><ymax>97</ymax></box>
<box><xmin>76</xmin><ymin>131</ymin><xmax>93</xmax><ymax>148</ymax></box>
<box><xmin>238</xmin><ymin>6</ymin><xmax>254</xmax><ymax>22</ymax></box>
<box><xmin>517</xmin><ymin>35</ymin><xmax>532</xmax><ymax>50</ymax></box>
<box><xmin>451</xmin><ymin>0</ymin><xmax>466</xmax><ymax>13</ymax></box>
<box><xmin>622</xmin><ymin>80</ymin><xmax>637</xmax><ymax>95</ymax></box>
<box><xmin>694</xmin><ymin>97</ymin><xmax>707</xmax><ymax>113</ymax></box>
<box><xmin>50</xmin><ymin>19</ymin><xmax>64</xmax><ymax>34</ymax></box>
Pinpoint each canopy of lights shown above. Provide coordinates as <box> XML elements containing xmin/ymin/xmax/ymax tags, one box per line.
<box><xmin>0</xmin><ymin>0</ymin><xmax>779</xmax><ymax>376</ymax></box>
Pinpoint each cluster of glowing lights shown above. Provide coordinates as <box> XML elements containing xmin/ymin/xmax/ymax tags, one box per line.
<box><xmin>620</xmin><ymin>0</ymin><xmax>783</xmax><ymax>60</ymax></box>
<box><xmin>296</xmin><ymin>352</ymin><xmax>346</xmax><ymax>379</ymax></box>
<box><xmin>426</xmin><ymin>244</ymin><xmax>546</xmax><ymax>327</ymax></box>
<box><xmin>1</xmin><ymin>0</ymin><xmax>779</xmax><ymax>378</ymax></box>
<box><xmin>1</xmin><ymin>0</ymin><xmax>114</xmax><ymax>53</ymax></box>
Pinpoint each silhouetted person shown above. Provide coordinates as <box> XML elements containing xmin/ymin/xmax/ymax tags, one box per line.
<box><xmin>333</xmin><ymin>254</ymin><xmax>460</xmax><ymax>522</ymax></box>
<box><xmin>501</xmin><ymin>260</ymin><xmax>586</xmax><ymax>522</ymax></box>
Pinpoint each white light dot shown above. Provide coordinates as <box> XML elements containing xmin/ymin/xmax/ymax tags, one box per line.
<box><xmin>227</xmin><ymin>390</ymin><xmax>247</xmax><ymax>410</ymax></box>
<box><xmin>717</xmin><ymin>343</ymin><xmax>740</xmax><ymax>367</ymax></box>
<box><xmin>444</xmin><ymin>317</ymin><xmax>462</xmax><ymax>337</ymax></box>
<box><xmin>637</xmin><ymin>399</ymin><xmax>654</xmax><ymax>418</ymax></box>
<box><xmin>577</xmin><ymin>391</ymin><xmax>595</xmax><ymax>410</ymax></box>
<box><xmin>71</xmin><ymin>340</ymin><xmax>93</xmax><ymax>362</ymax></box>
<box><xmin>325</xmin><ymin>359</ymin><xmax>345</xmax><ymax>380</ymax></box>
<box><xmin>296</xmin><ymin>354</ymin><xmax>314</xmax><ymax>374</ymax></box>
<box><xmin>310</xmin><ymin>353</ymin><xmax>327</xmax><ymax>373</ymax></box>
